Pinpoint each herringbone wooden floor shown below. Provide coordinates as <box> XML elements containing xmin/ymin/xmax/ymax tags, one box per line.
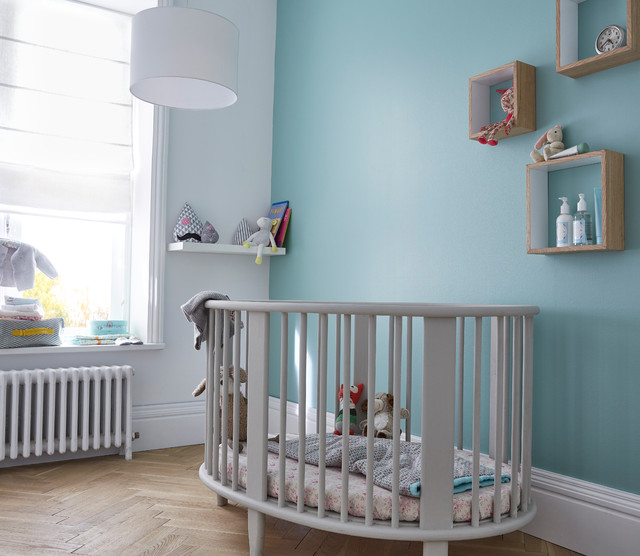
<box><xmin>0</xmin><ymin>445</ymin><xmax>582</xmax><ymax>555</ymax></box>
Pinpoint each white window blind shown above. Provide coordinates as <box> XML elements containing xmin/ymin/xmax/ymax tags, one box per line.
<box><xmin>0</xmin><ymin>0</ymin><xmax>132</xmax><ymax>214</ymax></box>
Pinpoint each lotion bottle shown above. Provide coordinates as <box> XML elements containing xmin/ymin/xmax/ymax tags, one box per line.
<box><xmin>556</xmin><ymin>197</ymin><xmax>572</xmax><ymax>247</ymax></box>
<box><xmin>572</xmin><ymin>193</ymin><xmax>593</xmax><ymax>245</ymax></box>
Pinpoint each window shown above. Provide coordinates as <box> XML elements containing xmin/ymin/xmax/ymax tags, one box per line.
<box><xmin>0</xmin><ymin>0</ymin><xmax>164</xmax><ymax>343</ymax></box>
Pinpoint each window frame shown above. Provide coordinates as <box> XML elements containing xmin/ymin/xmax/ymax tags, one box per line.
<box><xmin>0</xmin><ymin>0</ymin><xmax>167</xmax><ymax>352</ymax></box>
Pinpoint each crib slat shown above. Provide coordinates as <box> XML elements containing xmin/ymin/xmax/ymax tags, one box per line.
<box><xmin>392</xmin><ymin>315</ymin><xmax>402</xmax><ymax>528</ymax></box>
<box><xmin>205</xmin><ymin>308</ymin><xmax>215</xmax><ymax>476</ymax></box>
<box><xmin>419</xmin><ymin>317</ymin><xmax>456</xmax><ymax>532</ymax></box>
<box><xmin>510</xmin><ymin>316</ymin><xmax>523</xmax><ymax>518</ymax></box>
<box><xmin>297</xmin><ymin>313</ymin><xmax>308</xmax><ymax>513</ymax></box>
<box><xmin>341</xmin><ymin>313</ymin><xmax>351</xmax><ymax>523</ymax></box>
<box><xmin>232</xmin><ymin>311</ymin><xmax>242</xmax><ymax>490</ymax></box>
<box><xmin>521</xmin><ymin>315</ymin><xmax>534</xmax><ymax>511</ymax></box>
<box><xmin>492</xmin><ymin>317</ymin><xmax>506</xmax><ymax>523</ymax></box>
<box><xmin>279</xmin><ymin>312</ymin><xmax>288</xmax><ymax>509</ymax></box>
<box><xmin>334</xmin><ymin>316</ymin><xmax>341</xmax><ymax>424</ymax></box>
<box><xmin>246</xmin><ymin>310</ymin><xmax>270</xmax><ymax>504</ymax></box>
<box><xmin>502</xmin><ymin>318</ymin><xmax>511</xmax><ymax>462</ymax></box>
<box><xmin>317</xmin><ymin>313</ymin><xmax>328</xmax><ymax>518</ymax></box>
<box><xmin>365</xmin><ymin>314</ymin><xmax>376</xmax><ymax>526</ymax></box>
<box><xmin>456</xmin><ymin>317</ymin><xmax>465</xmax><ymax>450</ymax></box>
<box><xmin>405</xmin><ymin>317</ymin><xmax>413</xmax><ymax>442</ymax></box>
<box><xmin>388</xmin><ymin>316</ymin><xmax>394</xmax><ymax>394</ymax></box>
<box><xmin>212</xmin><ymin>310</ymin><xmax>223</xmax><ymax>481</ymax></box>
<box><xmin>220</xmin><ymin>311</ymin><xmax>232</xmax><ymax>486</ymax></box>
<box><xmin>471</xmin><ymin>317</ymin><xmax>482</xmax><ymax>527</ymax></box>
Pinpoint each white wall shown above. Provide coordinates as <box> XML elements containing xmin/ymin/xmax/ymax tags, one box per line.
<box><xmin>0</xmin><ymin>0</ymin><xmax>279</xmax><ymax>452</ymax></box>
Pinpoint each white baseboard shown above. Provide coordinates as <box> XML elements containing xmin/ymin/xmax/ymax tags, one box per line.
<box><xmin>132</xmin><ymin>400</ymin><xmax>206</xmax><ymax>451</ymax></box>
<box><xmin>268</xmin><ymin>396</ymin><xmax>640</xmax><ymax>556</ymax></box>
<box><xmin>525</xmin><ymin>468</ymin><xmax>640</xmax><ymax>556</ymax></box>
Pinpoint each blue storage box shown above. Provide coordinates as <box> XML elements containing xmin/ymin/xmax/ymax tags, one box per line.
<box><xmin>88</xmin><ymin>320</ymin><xmax>128</xmax><ymax>335</ymax></box>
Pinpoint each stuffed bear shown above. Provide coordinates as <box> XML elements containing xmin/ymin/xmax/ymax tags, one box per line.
<box><xmin>192</xmin><ymin>365</ymin><xmax>248</xmax><ymax>443</ymax></box>
<box><xmin>359</xmin><ymin>392</ymin><xmax>409</xmax><ymax>439</ymax></box>
<box><xmin>530</xmin><ymin>125</ymin><xmax>564</xmax><ymax>162</ymax></box>
<box><xmin>334</xmin><ymin>384</ymin><xmax>364</xmax><ymax>435</ymax></box>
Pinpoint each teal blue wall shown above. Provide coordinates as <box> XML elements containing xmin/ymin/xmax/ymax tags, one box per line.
<box><xmin>269</xmin><ymin>0</ymin><xmax>640</xmax><ymax>495</ymax></box>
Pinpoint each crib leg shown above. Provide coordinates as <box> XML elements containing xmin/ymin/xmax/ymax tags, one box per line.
<box><xmin>247</xmin><ymin>509</ymin><xmax>265</xmax><ymax>556</ymax></box>
<box><xmin>423</xmin><ymin>541</ymin><xmax>448</xmax><ymax>556</ymax></box>
<box><xmin>216</xmin><ymin>494</ymin><xmax>228</xmax><ymax>506</ymax></box>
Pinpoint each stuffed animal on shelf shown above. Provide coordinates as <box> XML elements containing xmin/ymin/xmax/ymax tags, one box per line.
<box><xmin>334</xmin><ymin>384</ymin><xmax>364</xmax><ymax>435</ymax></box>
<box><xmin>530</xmin><ymin>125</ymin><xmax>564</xmax><ymax>162</ymax></box>
<box><xmin>359</xmin><ymin>392</ymin><xmax>409</xmax><ymax>440</ymax></box>
<box><xmin>477</xmin><ymin>86</ymin><xmax>515</xmax><ymax>146</ymax></box>
<box><xmin>242</xmin><ymin>216</ymin><xmax>278</xmax><ymax>264</ymax></box>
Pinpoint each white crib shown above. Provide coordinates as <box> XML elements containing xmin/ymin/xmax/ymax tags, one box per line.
<box><xmin>197</xmin><ymin>300</ymin><xmax>539</xmax><ymax>556</ymax></box>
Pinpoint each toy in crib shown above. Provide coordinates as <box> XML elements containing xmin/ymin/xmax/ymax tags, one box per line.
<box><xmin>193</xmin><ymin>365</ymin><xmax>248</xmax><ymax>445</ymax></box>
<box><xmin>359</xmin><ymin>392</ymin><xmax>409</xmax><ymax>439</ymax></box>
<box><xmin>477</xmin><ymin>86</ymin><xmax>514</xmax><ymax>146</ymax></box>
<box><xmin>242</xmin><ymin>216</ymin><xmax>278</xmax><ymax>264</ymax></box>
<box><xmin>333</xmin><ymin>383</ymin><xmax>364</xmax><ymax>435</ymax></box>
<box><xmin>530</xmin><ymin>125</ymin><xmax>564</xmax><ymax>162</ymax></box>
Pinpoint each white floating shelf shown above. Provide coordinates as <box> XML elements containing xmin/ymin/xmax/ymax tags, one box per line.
<box><xmin>167</xmin><ymin>242</ymin><xmax>286</xmax><ymax>256</ymax></box>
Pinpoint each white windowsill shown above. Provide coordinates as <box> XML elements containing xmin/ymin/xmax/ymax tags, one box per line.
<box><xmin>0</xmin><ymin>343</ymin><xmax>165</xmax><ymax>356</ymax></box>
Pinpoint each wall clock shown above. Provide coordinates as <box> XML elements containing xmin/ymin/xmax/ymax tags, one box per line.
<box><xmin>595</xmin><ymin>24</ymin><xmax>626</xmax><ymax>54</ymax></box>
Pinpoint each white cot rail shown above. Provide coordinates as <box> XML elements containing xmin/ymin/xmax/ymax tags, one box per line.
<box><xmin>198</xmin><ymin>300</ymin><xmax>539</xmax><ymax>556</ymax></box>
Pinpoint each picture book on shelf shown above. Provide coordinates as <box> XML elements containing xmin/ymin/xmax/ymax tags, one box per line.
<box><xmin>268</xmin><ymin>200</ymin><xmax>288</xmax><ymax>236</ymax></box>
<box><xmin>275</xmin><ymin>208</ymin><xmax>291</xmax><ymax>248</ymax></box>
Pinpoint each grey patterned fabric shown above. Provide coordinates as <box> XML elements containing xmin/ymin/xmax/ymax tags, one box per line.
<box><xmin>173</xmin><ymin>203</ymin><xmax>203</xmax><ymax>242</ymax></box>
<box><xmin>233</xmin><ymin>218</ymin><xmax>255</xmax><ymax>245</ymax></box>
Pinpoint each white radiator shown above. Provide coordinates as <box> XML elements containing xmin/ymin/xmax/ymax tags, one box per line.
<box><xmin>0</xmin><ymin>366</ymin><xmax>134</xmax><ymax>464</ymax></box>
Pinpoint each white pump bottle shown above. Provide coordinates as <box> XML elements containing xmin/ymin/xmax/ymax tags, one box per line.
<box><xmin>556</xmin><ymin>197</ymin><xmax>572</xmax><ymax>247</ymax></box>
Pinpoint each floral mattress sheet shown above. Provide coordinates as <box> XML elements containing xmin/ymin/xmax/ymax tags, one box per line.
<box><xmin>220</xmin><ymin>440</ymin><xmax>518</xmax><ymax>523</ymax></box>
<box><xmin>266</xmin><ymin>434</ymin><xmax>510</xmax><ymax>497</ymax></box>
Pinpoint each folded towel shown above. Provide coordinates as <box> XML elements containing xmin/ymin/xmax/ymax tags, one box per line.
<box><xmin>0</xmin><ymin>307</ymin><xmax>44</xmax><ymax>319</ymax></box>
<box><xmin>1</xmin><ymin>303</ymin><xmax>42</xmax><ymax>313</ymax></box>
<box><xmin>4</xmin><ymin>296</ymin><xmax>42</xmax><ymax>307</ymax></box>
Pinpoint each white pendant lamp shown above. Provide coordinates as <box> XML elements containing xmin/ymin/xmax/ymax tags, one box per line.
<box><xmin>130</xmin><ymin>6</ymin><xmax>239</xmax><ymax>110</ymax></box>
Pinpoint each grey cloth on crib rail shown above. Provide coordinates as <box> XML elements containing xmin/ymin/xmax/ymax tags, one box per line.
<box><xmin>181</xmin><ymin>291</ymin><xmax>232</xmax><ymax>350</ymax></box>
<box><xmin>0</xmin><ymin>239</ymin><xmax>58</xmax><ymax>291</ymax></box>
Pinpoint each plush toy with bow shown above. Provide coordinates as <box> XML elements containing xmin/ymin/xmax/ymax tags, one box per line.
<box><xmin>243</xmin><ymin>216</ymin><xmax>278</xmax><ymax>264</ymax></box>
<box><xmin>334</xmin><ymin>384</ymin><xmax>364</xmax><ymax>435</ymax></box>
<box><xmin>477</xmin><ymin>86</ymin><xmax>515</xmax><ymax>146</ymax></box>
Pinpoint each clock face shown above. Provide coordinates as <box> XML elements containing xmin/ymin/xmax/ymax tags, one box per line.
<box><xmin>595</xmin><ymin>25</ymin><xmax>626</xmax><ymax>54</ymax></box>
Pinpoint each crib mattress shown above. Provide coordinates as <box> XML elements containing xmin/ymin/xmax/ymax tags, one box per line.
<box><xmin>221</xmin><ymin>444</ymin><xmax>517</xmax><ymax>523</ymax></box>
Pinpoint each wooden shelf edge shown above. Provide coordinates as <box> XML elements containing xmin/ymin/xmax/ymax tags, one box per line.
<box><xmin>556</xmin><ymin>46</ymin><xmax>640</xmax><ymax>78</ymax></box>
<box><xmin>527</xmin><ymin>245</ymin><xmax>619</xmax><ymax>255</ymax></box>
<box><xmin>167</xmin><ymin>242</ymin><xmax>286</xmax><ymax>256</ymax></box>
<box><xmin>526</xmin><ymin>150</ymin><xmax>608</xmax><ymax>170</ymax></box>
<box><xmin>469</xmin><ymin>125</ymin><xmax>536</xmax><ymax>142</ymax></box>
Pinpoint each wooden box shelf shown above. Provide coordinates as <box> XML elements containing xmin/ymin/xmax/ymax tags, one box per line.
<box><xmin>469</xmin><ymin>60</ymin><xmax>536</xmax><ymax>142</ymax></box>
<box><xmin>557</xmin><ymin>0</ymin><xmax>640</xmax><ymax>78</ymax></box>
<box><xmin>527</xmin><ymin>150</ymin><xmax>624</xmax><ymax>254</ymax></box>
